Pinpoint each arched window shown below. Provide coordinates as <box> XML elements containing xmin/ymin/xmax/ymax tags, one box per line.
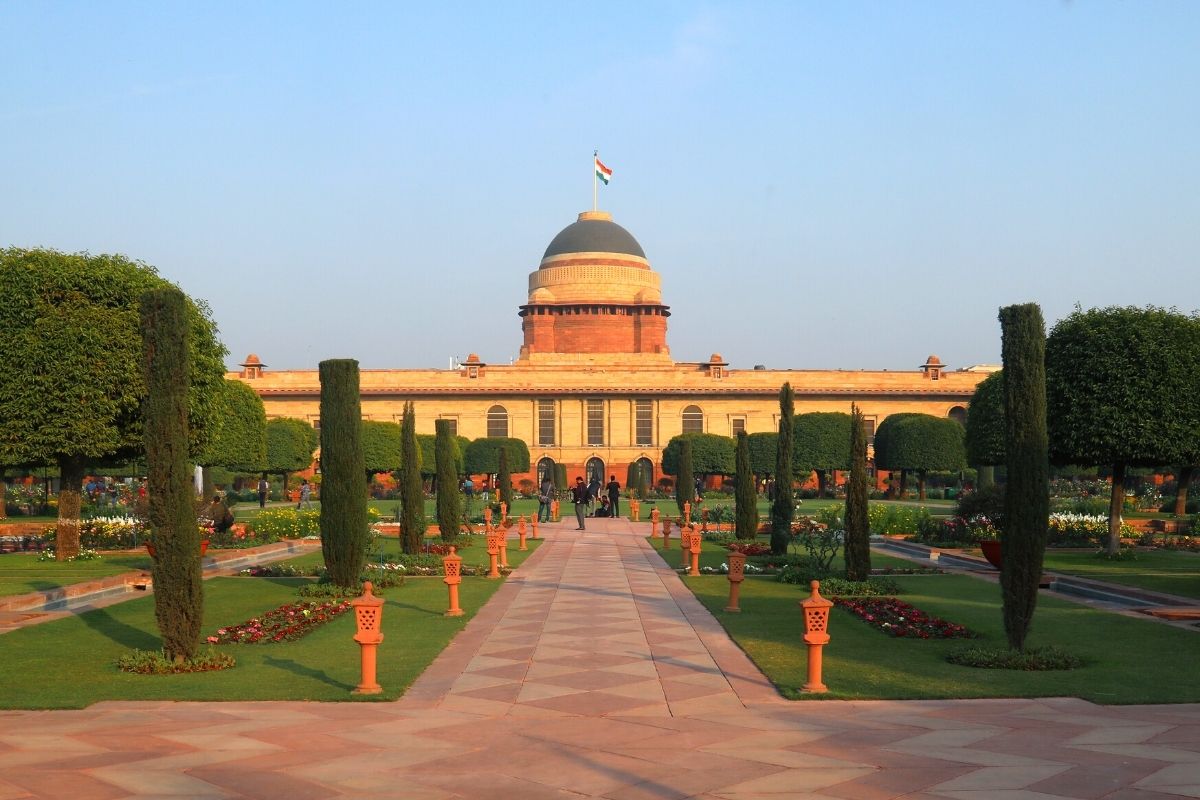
<box><xmin>586</xmin><ymin>457</ymin><xmax>605</xmax><ymax>486</ymax></box>
<box><xmin>487</xmin><ymin>405</ymin><xmax>508</xmax><ymax>438</ymax></box>
<box><xmin>537</xmin><ymin>457</ymin><xmax>556</xmax><ymax>487</ymax></box>
<box><xmin>948</xmin><ymin>406</ymin><xmax>967</xmax><ymax>426</ymax></box>
<box><xmin>635</xmin><ymin>457</ymin><xmax>654</xmax><ymax>487</ymax></box>
<box><xmin>682</xmin><ymin>405</ymin><xmax>704</xmax><ymax>434</ymax></box>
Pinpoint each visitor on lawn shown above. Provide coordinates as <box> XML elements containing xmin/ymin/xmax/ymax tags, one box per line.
<box><xmin>538</xmin><ymin>475</ymin><xmax>554</xmax><ymax>522</ymax></box>
<box><xmin>296</xmin><ymin>479</ymin><xmax>313</xmax><ymax>509</ymax></box>
<box><xmin>606</xmin><ymin>474</ymin><xmax>621</xmax><ymax>518</ymax></box>
<box><xmin>208</xmin><ymin>494</ymin><xmax>235</xmax><ymax>535</ymax></box>
<box><xmin>571</xmin><ymin>477</ymin><xmax>589</xmax><ymax>530</ymax></box>
<box><xmin>257</xmin><ymin>476</ymin><xmax>269</xmax><ymax>508</ymax></box>
<box><xmin>587</xmin><ymin>475</ymin><xmax>601</xmax><ymax>517</ymax></box>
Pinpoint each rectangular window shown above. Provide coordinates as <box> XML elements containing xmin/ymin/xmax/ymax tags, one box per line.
<box><xmin>439</xmin><ymin>417</ymin><xmax>458</xmax><ymax>436</ymax></box>
<box><xmin>731</xmin><ymin>417</ymin><xmax>746</xmax><ymax>436</ymax></box>
<box><xmin>587</xmin><ymin>398</ymin><xmax>604</xmax><ymax>446</ymax></box>
<box><xmin>635</xmin><ymin>399</ymin><xmax>653</xmax><ymax>446</ymax></box>
<box><xmin>537</xmin><ymin>399</ymin><xmax>555</xmax><ymax>446</ymax></box>
<box><xmin>864</xmin><ymin>418</ymin><xmax>876</xmax><ymax>446</ymax></box>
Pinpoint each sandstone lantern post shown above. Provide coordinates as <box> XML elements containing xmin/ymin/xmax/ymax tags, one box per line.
<box><xmin>486</xmin><ymin>527</ymin><xmax>502</xmax><ymax>579</ymax></box>
<box><xmin>351</xmin><ymin>582</ymin><xmax>385</xmax><ymax>695</ymax></box>
<box><xmin>443</xmin><ymin>546</ymin><xmax>464</xmax><ymax>617</ymax></box>
<box><xmin>725</xmin><ymin>550</ymin><xmax>746</xmax><ymax>612</ymax></box>
<box><xmin>800</xmin><ymin>580</ymin><xmax>832</xmax><ymax>693</ymax></box>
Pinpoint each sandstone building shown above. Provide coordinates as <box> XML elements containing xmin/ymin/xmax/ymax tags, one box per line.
<box><xmin>231</xmin><ymin>210</ymin><xmax>992</xmax><ymax>487</ymax></box>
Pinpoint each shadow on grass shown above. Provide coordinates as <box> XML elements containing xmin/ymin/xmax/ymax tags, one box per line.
<box><xmin>262</xmin><ymin>655</ymin><xmax>353</xmax><ymax>691</ymax></box>
<box><xmin>76</xmin><ymin>605</ymin><xmax>159</xmax><ymax>650</ymax></box>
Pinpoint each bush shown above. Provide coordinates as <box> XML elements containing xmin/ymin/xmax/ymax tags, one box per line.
<box><xmin>955</xmin><ymin>485</ymin><xmax>1006</xmax><ymax>524</ymax></box>
<box><xmin>1160</xmin><ymin>497</ymin><xmax>1200</xmax><ymax>515</ymax></box>
<box><xmin>117</xmin><ymin>647</ymin><xmax>236</xmax><ymax>674</ymax></box>
<box><xmin>1047</xmin><ymin>513</ymin><xmax>1133</xmax><ymax>547</ymax></box>
<box><xmin>946</xmin><ymin>645</ymin><xmax>1082</xmax><ymax>671</ymax></box>
<box><xmin>868</xmin><ymin>505</ymin><xmax>933</xmax><ymax>535</ymax></box>
<box><xmin>1053</xmin><ymin>496</ymin><xmax>1112</xmax><ymax>516</ymax></box>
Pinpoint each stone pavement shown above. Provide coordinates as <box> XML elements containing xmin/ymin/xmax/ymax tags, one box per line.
<box><xmin>1</xmin><ymin>518</ymin><xmax>1198</xmax><ymax>799</ymax></box>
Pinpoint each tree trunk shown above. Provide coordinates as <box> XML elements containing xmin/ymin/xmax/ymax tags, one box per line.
<box><xmin>816</xmin><ymin>470</ymin><xmax>829</xmax><ymax>498</ymax></box>
<box><xmin>1108</xmin><ymin>462</ymin><xmax>1126</xmax><ymax>555</ymax></box>
<box><xmin>898</xmin><ymin>469</ymin><xmax>909</xmax><ymax>499</ymax></box>
<box><xmin>201</xmin><ymin>466</ymin><xmax>215</xmax><ymax>502</ymax></box>
<box><xmin>1175</xmin><ymin>465</ymin><xmax>1194</xmax><ymax>517</ymax></box>
<box><xmin>918</xmin><ymin>469</ymin><xmax>927</xmax><ymax>500</ymax></box>
<box><xmin>0</xmin><ymin>479</ymin><xmax>6</xmax><ymax>519</ymax></box>
<box><xmin>56</xmin><ymin>455</ymin><xmax>86</xmax><ymax>560</ymax></box>
<box><xmin>978</xmin><ymin>465</ymin><xmax>995</xmax><ymax>490</ymax></box>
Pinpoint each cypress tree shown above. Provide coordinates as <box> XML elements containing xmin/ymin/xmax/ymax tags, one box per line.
<box><xmin>498</xmin><ymin>446</ymin><xmax>513</xmax><ymax>507</ymax></box>
<box><xmin>638</xmin><ymin>463</ymin><xmax>650</xmax><ymax>500</ymax></box>
<box><xmin>843</xmin><ymin>403</ymin><xmax>871</xmax><ymax>581</ymax></box>
<box><xmin>771</xmin><ymin>382</ymin><xmax>795</xmax><ymax>555</ymax></box>
<box><xmin>318</xmin><ymin>359</ymin><xmax>367</xmax><ymax>587</ymax></box>
<box><xmin>399</xmin><ymin>401</ymin><xmax>423</xmax><ymax>554</ymax></box>
<box><xmin>675</xmin><ymin>438</ymin><xmax>694</xmax><ymax>516</ymax></box>
<box><xmin>734</xmin><ymin>431</ymin><xmax>757</xmax><ymax>540</ymax></box>
<box><xmin>554</xmin><ymin>463</ymin><xmax>568</xmax><ymax>497</ymax></box>
<box><xmin>434</xmin><ymin>419</ymin><xmax>461</xmax><ymax>542</ymax></box>
<box><xmin>140</xmin><ymin>287</ymin><xmax>201</xmax><ymax>662</ymax></box>
<box><xmin>998</xmin><ymin>303</ymin><xmax>1050</xmax><ymax>652</ymax></box>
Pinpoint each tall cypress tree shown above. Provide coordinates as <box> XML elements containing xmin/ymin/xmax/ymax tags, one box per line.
<box><xmin>140</xmin><ymin>287</ymin><xmax>201</xmax><ymax>662</ymax></box>
<box><xmin>771</xmin><ymin>382</ymin><xmax>795</xmax><ymax>555</ymax></box>
<box><xmin>843</xmin><ymin>403</ymin><xmax>871</xmax><ymax>581</ymax></box>
<box><xmin>399</xmin><ymin>401</ymin><xmax>423</xmax><ymax>554</ymax></box>
<box><xmin>998</xmin><ymin>303</ymin><xmax>1050</xmax><ymax>652</ymax></box>
<box><xmin>498</xmin><ymin>446</ymin><xmax>513</xmax><ymax>507</ymax></box>
<box><xmin>434</xmin><ymin>419</ymin><xmax>461</xmax><ymax>542</ymax></box>
<box><xmin>319</xmin><ymin>359</ymin><xmax>367</xmax><ymax>587</ymax></box>
<box><xmin>734</xmin><ymin>431</ymin><xmax>757</xmax><ymax>540</ymax></box>
<box><xmin>638</xmin><ymin>463</ymin><xmax>650</xmax><ymax>500</ymax></box>
<box><xmin>675</xmin><ymin>439</ymin><xmax>694</xmax><ymax>516</ymax></box>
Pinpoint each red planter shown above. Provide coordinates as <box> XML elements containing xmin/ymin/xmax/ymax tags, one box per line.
<box><xmin>145</xmin><ymin>540</ymin><xmax>210</xmax><ymax>558</ymax></box>
<box><xmin>979</xmin><ymin>540</ymin><xmax>1002</xmax><ymax>569</ymax></box>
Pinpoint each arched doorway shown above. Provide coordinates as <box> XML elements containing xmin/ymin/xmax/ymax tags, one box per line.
<box><xmin>585</xmin><ymin>457</ymin><xmax>605</xmax><ymax>486</ymax></box>
<box><xmin>634</xmin><ymin>457</ymin><xmax>654</xmax><ymax>488</ymax></box>
<box><xmin>948</xmin><ymin>406</ymin><xmax>967</xmax><ymax>426</ymax></box>
<box><xmin>536</xmin><ymin>457</ymin><xmax>556</xmax><ymax>487</ymax></box>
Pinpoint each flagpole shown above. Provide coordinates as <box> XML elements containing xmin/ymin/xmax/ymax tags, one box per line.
<box><xmin>593</xmin><ymin>149</ymin><xmax>598</xmax><ymax>212</ymax></box>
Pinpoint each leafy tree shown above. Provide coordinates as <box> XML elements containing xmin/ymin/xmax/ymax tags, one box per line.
<box><xmin>872</xmin><ymin>413</ymin><xmax>921</xmax><ymax>498</ymax></box>
<box><xmin>362</xmin><ymin>420</ymin><xmax>403</xmax><ymax>478</ymax></box>
<box><xmin>463</xmin><ymin>438</ymin><xmax>530</xmax><ymax>475</ymax></box>
<box><xmin>873</xmin><ymin>414</ymin><xmax>965</xmax><ymax>499</ymax></box>
<box><xmin>674</xmin><ymin>438</ymin><xmax>694</xmax><ymax>516</ymax></box>
<box><xmin>318</xmin><ymin>360</ymin><xmax>368</xmax><ymax>588</ymax></box>
<box><xmin>1174</xmin><ymin>466</ymin><xmax>1198</xmax><ymax>517</ymax></box>
<box><xmin>843</xmin><ymin>403</ymin><xmax>871</xmax><ymax>581</ymax></box>
<box><xmin>141</xmin><ymin>287</ymin><xmax>202</xmax><ymax>661</ymax></box>
<box><xmin>661</xmin><ymin>433</ymin><xmax>735</xmax><ymax>477</ymax></box>
<box><xmin>625</xmin><ymin>462</ymin><xmax>640</xmax><ymax>497</ymax></box>
<box><xmin>771</xmin><ymin>383</ymin><xmax>795</xmax><ymax>555</ymax></box>
<box><xmin>998</xmin><ymin>304</ymin><xmax>1050</xmax><ymax>651</ymax></box>
<box><xmin>265</xmin><ymin>418</ymin><xmax>318</xmax><ymax>491</ymax></box>
<box><xmin>0</xmin><ymin>248</ymin><xmax>225</xmax><ymax>559</ymax></box>
<box><xmin>734</xmin><ymin>431</ymin><xmax>757</xmax><ymax>540</ymax></box>
<box><xmin>197</xmin><ymin>379</ymin><xmax>267</xmax><ymax>499</ymax></box>
<box><xmin>435</xmin><ymin>420</ymin><xmax>461</xmax><ymax>542</ymax></box>
<box><xmin>747</xmin><ymin>432</ymin><xmax>777</xmax><ymax>480</ymax></box>
<box><xmin>793</xmin><ymin>412</ymin><xmax>852</xmax><ymax>497</ymax></box>
<box><xmin>497</xmin><ymin>446</ymin><xmax>513</xmax><ymax>507</ymax></box>
<box><xmin>554</xmin><ymin>463</ymin><xmax>568</xmax><ymax>497</ymax></box>
<box><xmin>1046</xmin><ymin>306</ymin><xmax>1200</xmax><ymax>553</ymax></box>
<box><xmin>965</xmin><ymin>372</ymin><xmax>1005</xmax><ymax>489</ymax></box>
<box><xmin>399</xmin><ymin>402</ymin><xmax>424</xmax><ymax>554</ymax></box>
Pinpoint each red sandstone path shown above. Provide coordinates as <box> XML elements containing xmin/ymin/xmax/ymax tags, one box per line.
<box><xmin>1</xmin><ymin>518</ymin><xmax>1198</xmax><ymax>799</ymax></box>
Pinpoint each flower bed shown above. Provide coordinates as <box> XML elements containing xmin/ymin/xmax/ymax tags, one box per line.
<box><xmin>207</xmin><ymin>599</ymin><xmax>352</xmax><ymax>644</ymax></box>
<box><xmin>725</xmin><ymin>541</ymin><xmax>771</xmax><ymax>555</ymax></box>
<box><xmin>833</xmin><ymin>596</ymin><xmax>977</xmax><ymax>639</ymax></box>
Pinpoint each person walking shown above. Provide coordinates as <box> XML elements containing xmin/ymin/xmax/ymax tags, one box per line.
<box><xmin>257</xmin><ymin>476</ymin><xmax>269</xmax><ymax>509</ymax></box>
<box><xmin>297</xmin><ymin>479</ymin><xmax>313</xmax><ymax>509</ymax></box>
<box><xmin>538</xmin><ymin>474</ymin><xmax>554</xmax><ymax>522</ymax></box>
<box><xmin>587</xmin><ymin>474</ymin><xmax>601</xmax><ymax>517</ymax></box>
<box><xmin>570</xmin><ymin>477</ymin><xmax>589</xmax><ymax>530</ymax></box>
<box><xmin>606</xmin><ymin>474</ymin><xmax>621</xmax><ymax>519</ymax></box>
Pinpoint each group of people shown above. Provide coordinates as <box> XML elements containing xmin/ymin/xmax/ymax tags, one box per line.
<box><xmin>566</xmin><ymin>474</ymin><xmax>621</xmax><ymax>531</ymax></box>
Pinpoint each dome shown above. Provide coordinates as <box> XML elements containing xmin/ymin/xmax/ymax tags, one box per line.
<box><xmin>543</xmin><ymin>211</ymin><xmax>645</xmax><ymax>259</ymax></box>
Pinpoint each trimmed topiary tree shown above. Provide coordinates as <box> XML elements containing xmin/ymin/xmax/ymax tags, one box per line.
<box><xmin>771</xmin><ymin>383</ymin><xmax>795</xmax><ymax>555</ymax></box>
<box><xmin>747</xmin><ymin>432</ymin><xmax>777</xmax><ymax>482</ymax></box>
<box><xmin>140</xmin><ymin>287</ymin><xmax>202</xmax><ymax>662</ymax></box>
<box><xmin>362</xmin><ymin>420</ymin><xmax>403</xmax><ymax>481</ymax></box>
<box><xmin>197</xmin><ymin>378</ymin><xmax>267</xmax><ymax>500</ymax></box>
<box><xmin>734</xmin><ymin>431</ymin><xmax>757</xmax><ymax>540</ymax></box>
<box><xmin>497</xmin><ymin>446</ymin><xmax>513</xmax><ymax>507</ymax></box>
<box><xmin>318</xmin><ymin>359</ymin><xmax>368</xmax><ymax>588</ymax></box>
<box><xmin>674</xmin><ymin>438</ymin><xmax>694</xmax><ymax>516</ymax></box>
<box><xmin>399</xmin><ymin>401</ymin><xmax>423</xmax><ymax>554</ymax></box>
<box><xmin>998</xmin><ymin>303</ymin><xmax>1050</xmax><ymax>652</ymax></box>
<box><xmin>965</xmin><ymin>371</ymin><xmax>1005</xmax><ymax>490</ymax></box>
<box><xmin>873</xmin><ymin>414</ymin><xmax>965</xmax><ymax>500</ymax></box>
<box><xmin>843</xmin><ymin>403</ymin><xmax>871</xmax><ymax>581</ymax></box>
<box><xmin>434</xmin><ymin>419</ymin><xmax>461</xmax><ymax>542</ymax></box>
<box><xmin>463</xmin><ymin>438</ymin><xmax>531</xmax><ymax>477</ymax></box>
<box><xmin>661</xmin><ymin>433</ymin><xmax>736</xmax><ymax>479</ymax></box>
<box><xmin>265</xmin><ymin>417</ymin><xmax>318</xmax><ymax>493</ymax></box>
<box><xmin>793</xmin><ymin>412</ymin><xmax>852</xmax><ymax>497</ymax></box>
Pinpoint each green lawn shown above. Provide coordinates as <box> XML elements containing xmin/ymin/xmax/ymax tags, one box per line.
<box><xmin>684</xmin><ymin>570</ymin><xmax>1200</xmax><ymax>704</ymax></box>
<box><xmin>0</xmin><ymin>539</ymin><xmax>541</xmax><ymax>709</ymax></box>
<box><xmin>1040</xmin><ymin>549</ymin><xmax>1200</xmax><ymax>600</ymax></box>
<box><xmin>0</xmin><ymin>552</ymin><xmax>152</xmax><ymax>597</ymax></box>
<box><xmin>646</xmin><ymin>535</ymin><xmax>920</xmax><ymax>573</ymax></box>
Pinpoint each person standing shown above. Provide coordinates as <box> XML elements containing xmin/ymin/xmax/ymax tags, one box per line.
<box><xmin>257</xmin><ymin>476</ymin><xmax>269</xmax><ymax>509</ymax></box>
<box><xmin>606</xmin><ymin>474</ymin><xmax>621</xmax><ymax>519</ymax></box>
<box><xmin>297</xmin><ymin>479</ymin><xmax>313</xmax><ymax>509</ymax></box>
<box><xmin>571</xmin><ymin>477</ymin><xmax>589</xmax><ymax>530</ymax></box>
<box><xmin>538</xmin><ymin>474</ymin><xmax>554</xmax><ymax>522</ymax></box>
<box><xmin>587</xmin><ymin>474</ymin><xmax>601</xmax><ymax>517</ymax></box>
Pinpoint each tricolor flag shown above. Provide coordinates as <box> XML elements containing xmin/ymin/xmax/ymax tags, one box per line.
<box><xmin>595</xmin><ymin>157</ymin><xmax>612</xmax><ymax>185</ymax></box>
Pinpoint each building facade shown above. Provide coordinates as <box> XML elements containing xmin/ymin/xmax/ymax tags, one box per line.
<box><xmin>231</xmin><ymin>210</ymin><xmax>993</xmax><ymax>487</ymax></box>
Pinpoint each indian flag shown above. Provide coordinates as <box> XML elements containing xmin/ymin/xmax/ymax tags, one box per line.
<box><xmin>595</xmin><ymin>157</ymin><xmax>612</xmax><ymax>185</ymax></box>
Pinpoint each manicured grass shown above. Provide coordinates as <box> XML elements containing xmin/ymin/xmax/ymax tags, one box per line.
<box><xmin>683</xmin><ymin>570</ymin><xmax>1200</xmax><ymax>704</ymax></box>
<box><xmin>0</xmin><ymin>539</ymin><xmax>542</xmax><ymax>709</ymax></box>
<box><xmin>0</xmin><ymin>552</ymin><xmax>152</xmax><ymax>597</ymax></box>
<box><xmin>1040</xmin><ymin>549</ymin><xmax>1200</xmax><ymax>600</ymax></box>
<box><xmin>645</xmin><ymin>535</ymin><xmax>920</xmax><ymax>574</ymax></box>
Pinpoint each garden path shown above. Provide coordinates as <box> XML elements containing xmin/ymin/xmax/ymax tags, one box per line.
<box><xmin>0</xmin><ymin>517</ymin><xmax>1198</xmax><ymax>798</ymax></box>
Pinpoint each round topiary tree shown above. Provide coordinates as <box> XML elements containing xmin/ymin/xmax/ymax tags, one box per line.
<box><xmin>734</xmin><ymin>431</ymin><xmax>757</xmax><ymax>540</ymax></box>
<box><xmin>793</xmin><ymin>412</ymin><xmax>852</xmax><ymax>498</ymax></box>
<box><xmin>319</xmin><ymin>359</ymin><xmax>368</xmax><ymax>588</ymax></box>
<box><xmin>434</xmin><ymin>419</ymin><xmax>461</xmax><ymax>542</ymax></box>
<box><xmin>265</xmin><ymin>417</ymin><xmax>318</xmax><ymax>494</ymax></box>
<box><xmin>771</xmin><ymin>383</ymin><xmax>795</xmax><ymax>555</ymax></box>
<box><xmin>197</xmin><ymin>379</ymin><xmax>267</xmax><ymax>500</ymax></box>
<box><xmin>661</xmin><ymin>433</ymin><xmax>736</xmax><ymax>480</ymax></box>
<box><xmin>874</xmin><ymin>414</ymin><xmax>966</xmax><ymax>500</ymax></box>
<box><xmin>843</xmin><ymin>403</ymin><xmax>871</xmax><ymax>581</ymax></box>
<box><xmin>140</xmin><ymin>287</ymin><xmax>202</xmax><ymax>662</ymax></box>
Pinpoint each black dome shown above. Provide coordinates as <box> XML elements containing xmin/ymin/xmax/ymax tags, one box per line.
<box><xmin>543</xmin><ymin>218</ymin><xmax>646</xmax><ymax>259</ymax></box>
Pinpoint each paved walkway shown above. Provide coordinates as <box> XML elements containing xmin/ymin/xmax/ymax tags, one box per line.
<box><xmin>1</xmin><ymin>519</ymin><xmax>1198</xmax><ymax>799</ymax></box>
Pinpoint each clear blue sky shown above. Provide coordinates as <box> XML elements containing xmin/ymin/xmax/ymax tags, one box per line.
<box><xmin>3</xmin><ymin>2</ymin><xmax>1196</xmax><ymax>371</ymax></box>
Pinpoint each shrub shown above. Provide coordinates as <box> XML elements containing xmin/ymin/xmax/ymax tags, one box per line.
<box><xmin>1053</xmin><ymin>496</ymin><xmax>1111</xmax><ymax>516</ymax></box>
<box><xmin>249</xmin><ymin>508</ymin><xmax>322</xmax><ymax>539</ymax></box>
<box><xmin>1047</xmin><ymin>513</ymin><xmax>1134</xmax><ymax>547</ymax></box>
<box><xmin>868</xmin><ymin>505</ymin><xmax>933</xmax><ymax>535</ymax></box>
<box><xmin>955</xmin><ymin>485</ymin><xmax>1006</xmax><ymax>525</ymax></box>
<box><xmin>117</xmin><ymin>647</ymin><xmax>235</xmax><ymax>674</ymax></box>
<box><xmin>946</xmin><ymin>645</ymin><xmax>1082</xmax><ymax>671</ymax></box>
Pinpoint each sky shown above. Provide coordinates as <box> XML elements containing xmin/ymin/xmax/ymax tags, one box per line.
<box><xmin>3</xmin><ymin>2</ymin><xmax>1197</xmax><ymax>372</ymax></box>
